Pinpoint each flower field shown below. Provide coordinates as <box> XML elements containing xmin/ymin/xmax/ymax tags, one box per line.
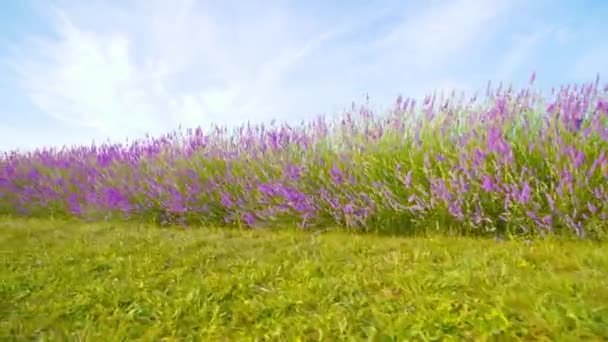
<box><xmin>2</xmin><ymin>76</ymin><xmax>608</xmax><ymax>238</ymax></box>
<box><xmin>3</xmin><ymin>76</ymin><xmax>608</xmax><ymax>340</ymax></box>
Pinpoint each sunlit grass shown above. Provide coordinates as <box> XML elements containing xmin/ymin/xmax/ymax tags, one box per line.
<box><xmin>2</xmin><ymin>218</ymin><xmax>608</xmax><ymax>340</ymax></box>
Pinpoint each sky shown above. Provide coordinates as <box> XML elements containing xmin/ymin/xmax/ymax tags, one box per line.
<box><xmin>1</xmin><ymin>0</ymin><xmax>607</xmax><ymax>152</ymax></box>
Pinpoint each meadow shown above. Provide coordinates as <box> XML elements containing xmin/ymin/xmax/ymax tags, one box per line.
<box><xmin>2</xmin><ymin>76</ymin><xmax>608</xmax><ymax>340</ymax></box>
<box><xmin>2</xmin><ymin>218</ymin><xmax>607</xmax><ymax>340</ymax></box>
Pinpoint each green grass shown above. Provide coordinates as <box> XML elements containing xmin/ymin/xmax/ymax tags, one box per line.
<box><xmin>2</xmin><ymin>218</ymin><xmax>608</xmax><ymax>341</ymax></box>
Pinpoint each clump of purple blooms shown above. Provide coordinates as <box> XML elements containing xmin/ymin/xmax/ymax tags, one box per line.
<box><xmin>2</xmin><ymin>75</ymin><xmax>608</xmax><ymax>238</ymax></box>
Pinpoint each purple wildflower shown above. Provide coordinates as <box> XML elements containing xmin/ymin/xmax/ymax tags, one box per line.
<box><xmin>242</xmin><ymin>212</ymin><xmax>256</xmax><ymax>227</ymax></box>
<box><xmin>220</xmin><ymin>191</ymin><xmax>234</xmax><ymax>208</ymax></box>
<box><xmin>481</xmin><ymin>175</ymin><xmax>494</xmax><ymax>192</ymax></box>
<box><xmin>588</xmin><ymin>202</ymin><xmax>598</xmax><ymax>214</ymax></box>
<box><xmin>518</xmin><ymin>182</ymin><xmax>532</xmax><ymax>204</ymax></box>
<box><xmin>330</xmin><ymin>164</ymin><xmax>344</xmax><ymax>184</ymax></box>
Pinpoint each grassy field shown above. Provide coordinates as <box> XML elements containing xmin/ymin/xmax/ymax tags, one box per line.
<box><xmin>2</xmin><ymin>218</ymin><xmax>608</xmax><ymax>341</ymax></box>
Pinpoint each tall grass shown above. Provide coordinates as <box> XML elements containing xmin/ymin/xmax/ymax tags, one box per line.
<box><xmin>2</xmin><ymin>75</ymin><xmax>608</xmax><ymax>238</ymax></box>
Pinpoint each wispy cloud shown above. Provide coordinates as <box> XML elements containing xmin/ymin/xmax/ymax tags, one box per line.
<box><xmin>375</xmin><ymin>0</ymin><xmax>515</xmax><ymax>69</ymax></box>
<box><xmin>495</xmin><ymin>28</ymin><xmax>553</xmax><ymax>81</ymax></box>
<box><xmin>8</xmin><ymin>0</ymin><xmax>379</xmax><ymax>142</ymax></box>
<box><xmin>2</xmin><ymin>0</ymin><xmax>607</xmax><ymax>151</ymax></box>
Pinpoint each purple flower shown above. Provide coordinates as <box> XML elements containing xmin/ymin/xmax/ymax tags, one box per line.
<box><xmin>572</xmin><ymin>149</ymin><xmax>586</xmax><ymax>168</ymax></box>
<box><xmin>448</xmin><ymin>201</ymin><xmax>464</xmax><ymax>221</ymax></box>
<box><xmin>526</xmin><ymin>210</ymin><xmax>538</xmax><ymax>220</ymax></box>
<box><xmin>283</xmin><ymin>163</ymin><xmax>303</xmax><ymax>181</ymax></box>
<box><xmin>593</xmin><ymin>186</ymin><xmax>604</xmax><ymax>200</ymax></box>
<box><xmin>242</xmin><ymin>212</ymin><xmax>256</xmax><ymax>227</ymax></box>
<box><xmin>518</xmin><ymin>182</ymin><xmax>532</xmax><ymax>204</ymax></box>
<box><xmin>597</xmin><ymin>100</ymin><xmax>608</xmax><ymax>114</ymax></box>
<box><xmin>330</xmin><ymin>164</ymin><xmax>344</xmax><ymax>184</ymax></box>
<box><xmin>27</xmin><ymin>168</ymin><xmax>41</xmax><ymax>180</ymax></box>
<box><xmin>103</xmin><ymin>187</ymin><xmax>128</xmax><ymax>209</ymax></box>
<box><xmin>400</xmin><ymin>170</ymin><xmax>413</xmax><ymax>188</ymax></box>
<box><xmin>293</xmin><ymin>201</ymin><xmax>312</xmax><ymax>214</ymax></box>
<box><xmin>481</xmin><ymin>175</ymin><xmax>494</xmax><ymax>192</ymax></box>
<box><xmin>343</xmin><ymin>202</ymin><xmax>355</xmax><ymax>215</ymax></box>
<box><xmin>220</xmin><ymin>191</ymin><xmax>234</xmax><ymax>208</ymax></box>
<box><xmin>430</xmin><ymin>178</ymin><xmax>451</xmax><ymax>202</ymax></box>
<box><xmin>473</xmin><ymin>148</ymin><xmax>486</xmax><ymax>166</ymax></box>
<box><xmin>67</xmin><ymin>193</ymin><xmax>82</xmax><ymax>215</ymax></box>
<box><xmin>588</xmin><ymin>202</ymin><xmax>598</xmax><ymax>214</ymax></box>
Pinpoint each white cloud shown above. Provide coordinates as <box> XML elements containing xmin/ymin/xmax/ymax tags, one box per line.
<box><xmin>6</xmin><ymin>0</ymin><xmax>519</xmax><ymax>149</ymax></box>
<box><xmin>8</xmin><ymin>0</ymin><xmax>362</xmax><ymax>141</ymax></box>
<box><xmin>372</xmin><ymin>0</ymin><xmax>515</xmax><ymax>70</ymax></box>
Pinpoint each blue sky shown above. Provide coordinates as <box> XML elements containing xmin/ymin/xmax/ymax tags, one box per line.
<box><xmin>1</xmin><ymin>0</ymin><xmax>607</xmax><ymax>152</ymax></box>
